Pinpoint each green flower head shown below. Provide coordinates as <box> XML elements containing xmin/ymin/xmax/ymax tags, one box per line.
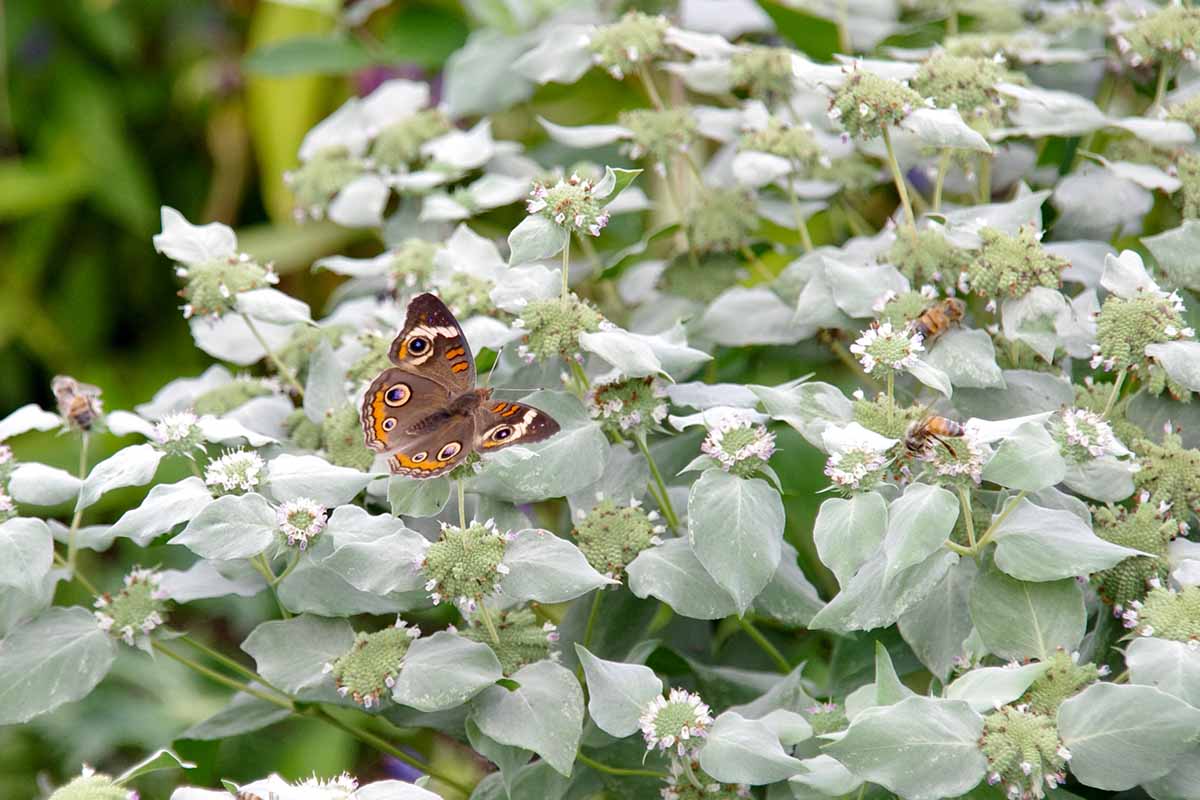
<box><xmin>1133</xmin><ymin>430</ymin><xmax>1200</xmax><ymax>517</ymax></box>
<box><xmin>323</xmin><ymin>401</ymin><xmax>376</xmax><ymax>471</ymax></box>
<box><xmin>1178</xmin><ymin>151</ymin><xmax>1200</xmax><ymax>220</ymax></box>
<box><xmin>619</xmin><ymin>108</ymin><xmax>698</xmax><ymax>165</ymax></box>
<box><xmin>326</xmin><ymin>618</ymin><xmax>421</xmax><ymax>708</ymax></box>
<box><xmin>911</xmin><ymin>53</ymin><xmax>1016</xmax><ymax>132</ymax></box>
<box><xmin>873</xmin><ymin>285</ymin><xmax>941</xmax><ymax>328</ymax></box>
<box><xmin>1121</xmin><ymin>584</ymin><xmax>1200</xmax><ymax>643</ymax></box>
<box><xmin>685</xmin><ymin>188</ymin><xmax>758</xmax><ymax>252</ymax></box>
<box><xmin>386</xmin><ymin>238</ymin><xmax>439</xmax><ymax>293</ymax></box>
<box><xmin>739</xmin><ymin>117</ymin><xmax>824</xmax><ymax>170</ymax></box>
<box><xmin>883</xmin><ymin>228</ymin><xmax>969</xmax><ymax>289</ymax></box>
<box><xmin>852</xmin><ymin>391</ymin><xmax>923</xmax><ymax>440</ymax></box>
<box><xmin>573</xmin><ymin>494</ymin><xmax>666</xmax><ymax>579</ymax></box>
<box><xmin>804</xmin><ymin>702</ymin><xmax>849</xmax><ymax>735</ymax></box>
<box><xmin>369</xmin><ymin>109</ymin><xmax>451</xmax><ymax>172</ymax></box>
<box><xmin>588</xmin><ymin>11</ymin><xmax>670</xmax><ymax>80</ymax></box>
<box><xmin>588</xmin><ymin>376</ymin><xmax>669</xmax><ymax>437</ymax></box>
<box><xmin>731</xmin><ymin>46</ymin><xmax>797</xmax><ymax>100</ymax></box>
<box><xmin>285</xmin><ymin>408</ymin><xmax>323</xmax><ymax>451</ymax></box>
<box><xmin>284</xmin><ymin>146</ymin><xmax>366</xmax><ymax>221</ymax></box>
<box><xmin>979</xmin><ymin>705</ymin><xmax>1072</xmax><ymax>800</ymax></box>
<box><xmin>1093</xmin><ymin>289</ymin><xmax>1192</xmax><ymax>373</ymax></box>
<box><xmin>434</xmin><ymin>273</ymin><xmax>498</xmax><ymax>320</ymax></box>
<box><xmin>276</xmin><ymin>324</ymin><xmax>350</xmax><ymax>386</ymax></box>
<box><xmin>192</xmin><ymin>377</ymin><xmax>275</xmax><ymax>416</ymax></box>
<box><xmin>1048</xmin><ymin>407</ymin><xmax>1128</xmax><ymax>465</ymax></box>
<box><xmin>48</xmin><ymin>769</ymin><xmax>134</xmax><ymax>800</ymax></box>
<box><xmin>176</xmin><ymin>254</ymin><xmax>278</xmax><ymax>320</ymax></box>
<box><xmin>639</xmin><ymin>687</ymin><xmax>713</xmax><ymax>756</ymax></box>
<box><xmin>457</xmin><ymin>606</ymin><xmax>557</xmax><ymax>676</ymax></box>
<box><xmin>1167</xmin><ymin>94</ymin><xmax>1200</xmax><ymax>134</ymax></box>
<box><xmin>1018</xmin><ymin>650</ymin><xmax>1101</xmax><ymax>717</ymax></box>
<box><xmin>1092</xmin><ymin>493</ymin><xmax>1177</xmax><ymax>613</ymax></box>
<box><xmin>1117</xmin><ymin>5</ymin><xmax>1200</xmax><ymax>68</ymax></box>
<box><xmin>661</xmin><ymin>760</ymin><xmax>751</xmax><ymax>800</ymax></box>
<box><xmin>515</xmin><ymin>295</ymin><xmax>605</xmax><ymax>364</ymax></box>
<box><xmin>964</xmin><ymin>225</ymin><xmax>1067</xmax><ymax>298</ymax></box>
<box><xmin>346</xmin><ymin>330</ymin><xmax>392</xmax><ymax>386</ymax></box>
<box><xmin>150</xmin><ymin>411</ymin><xmax>206</xmax><ymax>459</ymax></box>
<box><xmin>829</xmin><ymin>69</ymin><xmax>924</xmax><ymax>141</ymax></box>
<box><xmin>421</xmin><ymin>519</ymin><xmax>512</xmax><ymax>607</ymax></box>
<box><xmin>527</xmin><ymin>173</ymin><xmax>611</xmax><ymax>236</ymax></box>
<box><xmin>94</xmin><ymin>567</ymin><xmax>168</xmax><ymax>647</ymax></box>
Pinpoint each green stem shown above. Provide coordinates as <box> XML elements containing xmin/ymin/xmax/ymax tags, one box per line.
<box><xmin>582</xmin><ymin>590</ymin><xmax>604</xmax><ymax>650</ymax></box>
<box><xmin>737</xmin><ymin>616</ymin><xmax>790</xmax><ymax>674</ymax></box>
<box><xmin>1102</xmin><ymin>367</ymin><xmax>1128</xmax><ymax>419</ymax></box>
<box><xmin>273</xmin><ymin>550</ymin><xmax>302</xmax><ymax>586</ymax></box>
<box><xmin>787</xmin><ymin>173</ymin><xmax>814</xmax><ymax>253</ymax></box>
<box><xmin>680</xmin><ymin>756</ymin><xmax>706</xmax><ymax>790</ymax></box>
<box><xmin>838</xmin><ymin>197</ymin><xmax>874</xmax><ymax>237</ymax></box>
<box><xmin>638</xmin><ymin>63</ymin><xmax>666</xmax><ymax>111</ymax></box>
<box><xmin>577</xmin><ymin>752</ymin><xmax>667</xmax><ymax>779</ymax></box>
<box><xmin>957</xmin><ymin>486</ymin><xmax>976</xmax><ymax>550</ymax></box>
<box><xmin>634</xmin><ymin>433</ymin><xmax>680</xmax><ymax>531</ymax></box>
<box><xmin>477</xmin><ymin>601</ymin><xmax>501</xmax><ymax>645</ymax></box>
<box><xmin>569</xmin><ymin>359</ymin><xmax>591</xmax><ymax>396</ymax></box>
<box><xmin>1113</xmin><ymin>669</ymin><xmax>1129</xmax><ymax>684</ymax></box>
<box><xmin>65</xmin><ymin>431</ymin><xmax>90</xmax><ymax>576</ymax></box>
<box><xmin>933</xmin><ymin>148</ymin><xmax>952</xmax><ymax>211</ymax></box>
<box><xmin>881</xmin><ymin>126</ymin><xmax>917</xmax><ymax>238</ymax></box>
<box><xmin>185</xmin><ymin>457</ymin><xmax>204</xmax><ymax>479</ymax></box>
<box><xmin>53</xmin><ymin>551</ymin><xmax>99</xmax><ymax>596</ymax></box>
<box><xmin>886</xmin><ymin>372</ymin><xmax>895</xmax><ymax>427</ymax></box>
<box><xmin>178</xmin><ymin>634</ymin><xmax>275</xmax><ymax>690</ymax></box>
<box><xmin>741</xmin><ymin>245</ymin><xmax>774</xmax><ymax>283</ymax></box>
<box><xmin>977</xmin><ymin>153</ymin><xmax>991</xmax><ymax>205</ymax></box>
<box><xmin>973</xmin><ymin>490</ymin><xmax>1027</xmax><ymax>552</ymax></box>
<box><xmin>457</xmin><ymin>478</ymin><xmax>467</xmax><ymax>528</ymax></box>
<box><xmin>944</xmin><ymin>540</ymin><xmax>973</xmax><ymax>556</ymax></box>
<box><xmin>241</xmin><ymin>313</ymin><xmax>305</xmax><ymax>397</ymax></box>
<box><xmin>1152</xmin><ymin>58</ymin><xmax>1172</xmax><ymax>112</ymax></box>
<box><xmin>561</xmin><ymin>237</ymin><xmax>571</xmax><ymax>303</ymax></box>
<box><xmin>253</xmin><ymin>555</ymin><xmax>292</xmax><ymax>619</ymax></box>
<box><xmin>153</xmin><ymin>641</ymin><xmax>292</xmax><ymax>710</ymax></box>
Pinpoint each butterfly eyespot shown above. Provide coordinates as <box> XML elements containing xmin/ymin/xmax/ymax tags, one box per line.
<box><xmin>411</xmin><ymin>451</ymin><xmax>428</xmax><ymax>463</ymax></box>
<box><xmin>382</xmin><ymin>418</ymin><xmax>397</xmax><ymax>432</ymax></box>
<box><xmin>437</xmin><ymin>442</ymin><xmax>462</xmax><ymax>461</ymax></box>
<box><xmin>407</xmin><ymin>336</ymin><xmax>432</xmax><ymax>355</ymax></box>
<box><xmin>384</xmin><ymin>383</ymin><xmax>411</xmax><ymax>407</ymax></box>
<box><xmin>490</xmin><ymin>425</ymin><xmax>514</xmax><ymax>442</ymax></box>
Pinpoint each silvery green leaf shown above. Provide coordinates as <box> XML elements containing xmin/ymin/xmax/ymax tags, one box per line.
<box><xmin>754</xmin><ymin>380</ymin><xmax>852</xmax><ymax>448</ymax></box>
<box><xmin>1144</xmin><ymin>220</ymin><xmax>1200</xmax><ymax>292</ymax></box>
<box><xmin>575</xmin><ymin>645</ymin><xmax>663</xmax><ymax>738</ymax></box>
<box><xmin>490</xmin><ymin>265</ymin><xmax>559</xmax><ymax>315</ymax></box>
<box><xmin>753</xmin><ymin>542</ymin><xmax>825</xmax><ymax>627</ymax></box>
<box><xmin>732</xmin><ymin>151</ymin><xmax>793</xmax><ymax>187</ymax></box>
<box><xmin>0</xmin><ymin>403</ymin><xmax>61</xmax><ymax>440</ymax></box>
<box><xmin>393</xmin><ymin>631</ymin><xmax>503</xmax><ymax>712</ymax></box>
<box><xmin>388</xmin><ymin>475</ymin><xmax>452</xmax><ymax>518</ymax></box>
<box><xmin>1145</xmin><ymin>753</ymin><xmax>1200</xmax><ymax>800</ymax></box>
<box><xmin>469</xmin><ymin>391</ymin><xmax>608</xmax><ymax>504</ymax></box>
<box><xmin>594</xmin><ymin>167</ymin><xmax>642</xmax><ymax>202</ymax></box>
<box><xmin>354</xmin><ymin>780</ymin><xmax>445</xmax><ymax>800</ymax></box>
<box><xmin>1054</xmin><ymin>240</ymin><xmax>1115</xmax><ymax>288</ymax></box>
<box><xmin>76</xmin><ymin>444</ymin><xmax>164</xmax><ymax>512</ymax></box>
<box><xmin>236</xmin><ymin>288</ymin><xmax>312</xmax><ymax>326</ymax></box>
<box><xmin>1104</xmin><ymin>160</ymin><xmax>1181</xmax><ymax>192</ymax></box>
<box><xmin>1101</xmin><ymin>249</ymin><xmax>1159</xmax><ymax>298</ymax></box>
<box><xmin>511</xmin><ymin>26</ymin><xmax>593</xmax><ymax>84</ymax></box>
<box><xmin>317</xmin><ymin>506</ymin><xmax>428</xmax><ymax>595</ymax></box>
<box><xmin>8</xmin><ymin>463</ymin><xmax>81</xmax><ymax>506</ymax></box>
<box><xmin>278</xmin><ymin>551</ymin><xmax>413</xmax><ymax>617</ymax></box>
<box><xmin>197</xmin><ymin>416</ymin><xmax>277</xmax><ymax>447</ymax></box>
<box><xmin>241</xmin><ymin>613</ymin><xmax>355</xmax><ymax>695</ymax></box>
<box><xmin>470</xmin><ymin>660</ymin><xmax>584</xmax><ymax>777</ymax></box>
<box><xmin>298</xmin><ymin>95</ymin><xmax>368</xmax><ymax>160</ymax></box>
<box><xmin>809</xmin><ymin>548</ymin><xmax>958</xmax><ymax>634</ymax></box>
<box><xmin>669</xmin><ymin>382</ymin><xmax>758</xmax><ymax>410</ymax></box>
<box><xmin>823</xmin><ymin>259</ymin><xmax>909</xmax><ymax>319</ymax></box>
<box><xmin>953</xmin><ymin>370</ymin><xmax>1074</xmax><ymax>419</ymax></box>
<box><xmin>814</xmin><ymin>492</ymin><xmax>888</xmax><ymax>588</ymax></box>
<box><xmin>171</xmin><ymin>493</ymin><xmax>276</xmax><ymax>560</ymax></box>
<box><xmin>507</xmin><ymin>214</ymin><xmax>568</xmax><ymax>265</ymax></box>
<box><xmin>636</xmin><ymin>327</ymin><xmax>712</xmax><ymax>380</ymax></box>
<box><xmin>905</xmin><ymin>358</ymin><xmax>953</xmax><ymax>398</ymax></box>
<box><xmin>680</xmin><ymin>0</ymin><xmax>773</xmax><ymax>37</ymax></box>
<box><xmin>106</xmin><ymin>410</ymin><xmax>156</xmax><ymax>438</ymax></box>
<box><xmin>0</xmin><ymin>568</ymin><xmax>57</xmax><ymax>638</ymax></box>
<box><xmin>579</xmin><ymin>329</ymin><xmax>663</xmax><ymax>378</ymax></box>
<box><xmin>899</xmin><ymin>107</ymin><xmax>991</xmax><ymax>152</ymax></box>
<box><xmin>47</xmin><ymin>520</ymin><xmax>114</xmax><ymax>552</ymax></box>
<box><xmin>626</xmin><ymin>538</ymin><xmax>740</xmax><ymax>620</ymax></box>
<box><xmin>1057</xmin><ymin>683</ymin><xmax>1200</xmax><ymax>790</ymax></box>
<box><xmin>1146</xmin><ymin>342</ymin><xmax>1200</xmax><ymax>392</ymax></box>
<box><xmin>688</xmin><ymin>469</ymin><xmax>785</xmax><ymax>613</ymax></box>
<box><xmin>0</xmin><ymin>518</ymin><xmax>52</xmax><ymax>595</ymax></box>
<box><xmin>116</xmin><ymin>748</ymin><xmax>196</xmax><ymax>784</ymax></box>
<box><xmin>1062</xmin><ymin>456</ymin><xmax>1136</xmax><ymax>502</ymax></box>
<box><xmin>1109</xmin><ymin>117</ymin><xmax>1196</xmax><ymax>148</ymax></box>
<box><xmin>969</xmin><ymin>563</ymin><xmax>1084</xmax><ymax>660</ymax></box>
<box><xmin>981</xmin><ymin>421</ymin><xmax>1065</xmax><ymax>491</ymax></box>
<box><xmin>1052</xmin><ymin>166</ymin><xmax>1152</xmax><ymax>241</ymax></box>
<box><xmin>139</xmin><ymin>365</ymin><xmax>231</xmax><ymax>423</ymax></box>
<box><xmin>466</xmin><ymin>718</ymin><xmax>532</xmax><ymax>800</ymax></box>
<box><xmin>266</xmin><ymin>454</ymin><xmax>376</xmax><ymax>506</ymax></box>
<box><xmin>789</xmin><ymin>755</ymin><xmax>863</xmax><ymax>798</ymax></box>
<box><xmin>924</xmin><ymin>329</ymin><xmax>1005</xmax><ymax>389</ymax></box>
<box><xmin>994</xmin><ymin>82</ymin><xmax>1106</xmax><ymax>137</ymax></box>
<box><xmin>180</xmin><ymin>693</ymin><xmax>291</xmax><ymax>740</ymax></box>
<box><xmin>153</xmin><ymin>206</ymin><xmax>236</xmax><ymax>263</ymax></box>
<box><xmin>159</xmin><ymin>559</ymin><xmax>265</xmax><ymax>602</ymax></box>
<box><xmin>304</xmin><ymin>340</ymin><xmax>348</xmax><ymax>423</ymax></box>
<box><xmin>108</xmin><ymin>477</ymin><xmax>212</xmax><ymax>546</ymax></box>
<box><xmin>872</xmin><ymin>641</ymin><xmax>915</xmax><ymax>708</ymax></box>
<box><xmin>939</xmin><ymin>190</ymin><xmax>1052</xmax><ymax>246</ymax></box>
<box><xmin>792</xmin><ymin>269</ymin><xmax>856</xmax><ymax>338</ymax></box>
<box><xmin>0</xmin><ymin>606</ymin><xmax>117</xmax><ymax>724</ymax></box>
<box><xmin>1125</xmin><ymin>637</ymin><xmax>1200</xmax><ymax>708</ymax></box>
<box><xmin>662</xmin><ymin>57</ymin><xmax>734</xmax><ymax>94</ymax></box>
<box><xmin>1000</xmin><ymin>287</ymin><xmax>1069</xmax><ymax>363</ymax></box>
<box><xmin>898</xmin><ymin>558</ymin><xmax>977</xmax><ymax>681</ymax></box>
<box><xmin>314</xmin><ymin>252</ymin><xmax>395</xmax><ymax>277</ymax></box>
<box><xmin>566</xmin><ymin>444</ymin><xmax>649</xmax><ymax>519</ymax></box>
<box><xmin>421</xmin><ymin>120</ymin><xmax>496</xmax><ymax>171</ymax></box>
<box><xmin>824</xmin><ymin>697</ymin><xmax>986</xmax><ymax>800</ymax></box>
<box><xmin>990</xmin><ymin>497</ymin><xmax>1144</xmax><ymax>581</ymax></box>
<box><xmin>537</xmin><ymin>117</ymin><xmax>630</xmax><ymax>148</ymax></box>
<box><xmin>189</xmin><ymin>314</ymin><xmax>294</xmax><ymax>366</ymax></box>
<box><xmin>882</xmin><ymin>483</ymin><xmax>958</xmax><ymax>581</ymax></box>
<box><xmin>702</xmin><ymin>287</ymin><xmax>805</xmax><ymax>346</ymax></box>
<box><xmin>945</xmin><ymin>662</ymin><xmax>1052</xmax><ymax>713</ymax></box>
<box><xmin>698</xmin><ymin>711</ymin><xmax>807</xmax><ymax>784</ymax></box>
<box><xmin>500</xmin><ymin>529</ymin><xmax>616</xmax><ymax>603</ymax></box>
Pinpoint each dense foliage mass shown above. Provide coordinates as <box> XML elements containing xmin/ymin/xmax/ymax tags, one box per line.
<box><xmin>3</xmin><ymin>1</ymin><xmax>1200</xmax><ymax>799</ymax></box>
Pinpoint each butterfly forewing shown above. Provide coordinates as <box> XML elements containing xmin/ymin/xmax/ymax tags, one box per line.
<box><xmin>386</xmin><ymin>293</ymin><xmax>475</xmax><ymax>394</ymax></box>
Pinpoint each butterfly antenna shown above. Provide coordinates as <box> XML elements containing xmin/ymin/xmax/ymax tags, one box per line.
<box><xmin>482</xmin><ymin>347</ymin><xmax>504</xmax><ymax>388</ymax></box>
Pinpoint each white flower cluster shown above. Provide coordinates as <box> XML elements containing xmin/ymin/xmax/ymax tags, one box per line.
<box><xmin>276</xmin><ymin>497</ymin><xmax>328</xmax><ymax>550</ymax></box>
<box><xmin>1059</xmin><ymin>408</ymin><xmax>1125</xmax><ymax>459</ymax></box>
<box><xmin>850</xmin><ymin>321</ymin><xmax>924</xmax><ymax>375</ymax></box>
<box><xmin>639</xmin><ymin>688</ymin><xmax>713</xmax><ymax>756</ymax></box>
<box><xmin>700</xmin><ymin>410</ymin><xmax>776</xmax><ymax>471</ymax></box>
<box><xmin>204</xmin><ymin>449</ymin><xmax>265</xmax><ymax>495</ymax></box>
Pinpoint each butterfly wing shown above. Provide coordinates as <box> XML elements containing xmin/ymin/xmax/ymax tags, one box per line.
<box><xmin>361</xmin><ymin>367</ymin><xmax>453</xmax><ymax>453</ymax></box>
<box><xmin>387</xmin><ymin>415</ymin><xmax>476</xmax><ymax>478</ymax></box>
<box><xmin>387</xmin><ymin>293</ymin><xmax>475</xmax><ymax>394</ymax></box>
<box><xmin>473</xmin><ymin>399</ymin><xmax>561</xmax><ymax>453</ymax></box>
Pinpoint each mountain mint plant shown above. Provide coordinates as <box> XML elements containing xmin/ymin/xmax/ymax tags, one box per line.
<box><xmin>7</xmin><ymin>3</ymin><xmax>1200</xmax><ymax>800</ymax></box>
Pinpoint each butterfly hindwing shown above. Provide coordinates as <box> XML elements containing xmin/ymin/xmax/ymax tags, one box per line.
<box><xmin>473</xmin><ymin>399</ymin><xmax>561</xmax><ymax>453</ymax></box>
<box><xmin>387</xmin><ymin>416</ymin><xmax>476</xmax><ymax>478</ymax></box>
<box><xmin>361</xmin><ymin>367</ymin><xmax>452</xmax><ymax>453</ymax></box>
<box><xmin>387</xmin><ymin>293</ymin><xmax>475</xmax><ymax>394</ymax></box>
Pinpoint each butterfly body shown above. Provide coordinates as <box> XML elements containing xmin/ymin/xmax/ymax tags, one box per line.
<box><xmin>361</xmin><ymin>294</ymin><xmax>560</xmax><ymax>478</ymax></box>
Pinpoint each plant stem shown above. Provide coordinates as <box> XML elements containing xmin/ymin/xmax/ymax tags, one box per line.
<box><xmin>273</xmin><ymin>550</ymin><xmax>302</xmax><ymax>586</ymax></box>
<box><xmin>53</xmin><ymin>551</ymin><xmax>99</xmax><ymax>596</ymax></box>
<box><xmin>881</xmin><ymin>126</ymin><xmax>917</xmax><ymax>239</ymax></box>
<box><xmin>944</xmin><ymin>540</ymin><xmax>973</xmax><ymax>556</ymax></box>
<box><xmin>638</xmin><ymin>63</ymin><xmax>666</xmax><ymax>111</ymax></box>
<box><xmin>886</xmin><ymin>372</ymin><xmax>895</xmax><ymax>427</ymax></box>
<box><xmin>477</xmin><ymin>601</ymin><xmax>501</xmax><ymax>645</ymax></box>
<box><xmin>179</xmin><ymin>634</ymin><xmax>275</xmax><ymax>690</ymax></box>
<box><xmin>241</xmin><ymin>312</ymin><xmax>305</xmax><ymax>397</ymax></box>
<box><xmin>838</xmin><ymin>197</ymin><xmax>874</xmax><ymax>237</ymax></box>
<box><xmin>1102</xmin><ymin>367</ymin><xmax>1128</xmax><ymax>419</ymax></box>
<box><xmin>933</xmin><ymin>149</ymin><xmax>952</xmax><ymax>211</ymax></box>
<box><xmin>737</xmin><ymin>616</ymin><xmax>790</xmax><ymax>674</ymax></box>
<box><xmin>561</xmin><ymin>237</ymin><xmax>571</xmax><ymax>302</ymax></box>
<box><xmin>977</xmin><ymin>153</ymin><xmax>991</xmax><ymax>205</ymax></box>
<box><xmin>786</xmin><ymin>173</ymin><xmax>814</xmax><ymax>252</ymax></box>
<box><xmin>577</xmin><ymin>752</ymin><xmax>667</xmax><ymax>779</ymax></box>
<box><xmin>1152</xmin><ymin>58</ymin><xmax>1172</xmax><ymax>112</ymax></box>
<box><xmin>569</xmin><ymin>359</ymin><xmax>591</xmax><ymax>396</ymax></box>
<box><xmin>634</xmin><ymin>433</ymin><xmax>680</xmax><ymax>531</ymax></box>
<box><xmin>253</xmin><ymin>554</ymin><xmax>291</xmax><ymax>619</ymax></box>
<box><xmin>1113</xmin><ymin>669</ymin><xmax>1129</xmax><ymax>684</ymax></box>
<box><xmin>457</xmin><ymin>478</ymin><xmax>467</xmax><ymax>528</ymax></box>
<box><xmin>741</xmin><ymin>245</ymin><xmax>774</xmax><ymax>283</ymax></box>
<box><xmin>582</xmin><ymin>589</ymin><xmax>604</xmax><ymax>650</ymax></box>
<box><xmin>973</xmin><ymin>490</ymin><xmax>1027</xmax><ymax>552</ymax></box>
<box><xmin>153</xmin><ymin>641</ymin><xmax>292</xmax><ymax>710</ymax></box>
<box><xmin>66</xmin><ymin>431</ymin><xmax>90</xmax><ymax>576</ymax></box>
<box><xmin>958</xmin><ymin>486</ymin><xmax>976</xmax><ymax>550</ymax></box>
<box><xmin>680</xmin><ymin>756</ymin><xmax>706</xmax><ymax>790</ymax></box>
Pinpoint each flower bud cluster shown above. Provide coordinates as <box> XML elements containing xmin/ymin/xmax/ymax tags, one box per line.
<box><xmin>456</xmin><ymin>607</ymin><xmax>558</xmax><ymax>676</ymax></box>
<box><xmin>685</xmin><ymin>188</ymin><xmax>759</xmax><ymax>253</ymax></box>
<box><xmin>370</xmin><ymin>110</ymin><xmax>452</xmax><ymax>172</ymax></box>
<box><xmin>588</xmin><ymin>376</ymin><xmax>669</xmax><ymax>437</ymax></box>
<box><xmin>386</xmin><ymin>238</ymin><xmax>439</xmax><ymax>293</ymax></box>
<box><xmin>883</xmin><ymin>229</ymin><xmax>968</xmax><ymax>289</ymax></box>
<box><xmin>639</xmin><ymin>688</ymin><xmax>713</xmax><ymax>756</ymax></box>
<box><xmin>284</xmin><ymin>146</ymin><xmax>367</xmax><ymax>222</ymax></box>
<box><xmin>176</xmin><ymin>253</ymin><xmax>279</xmax><ymax>319</ymax></box>
<box><xmin>1115</xmin><ymin>5</ymin><xmax>1200</xmax><ymax>68</ymax></box>
<box><xmin>1120</xmin><ymin>585</ymin><xmax>1200</xmax><ymax>643</ymax></box>
<box><xmin>47</xmin><ymin>767</ymin><xmax>135</xmax><ymax>800</ymax></box>
<box><xmin>325</xmin><ymin>618</ymin><xmax>421</xmax><ymax>708</ymax></box>
<box><xmin>619</xmin><ymin>108</ymin><xmax>698</xmax><ymax>165</ymax></box>
<box><xmin>911</xmin><ymin>53</ymin><xmax>1015</xmax><ymax>131</ymax></box>
<box><xmin>731</xmin><ymin>46</ymin><xmax>797</xmax><ymax>100</ymax></box>
<box><xmin>573</xmin><ymin>495</ymin><xmax>665</xmax><ymax>580</ymax></box>
<box><xmin>850</xmin><ymin>322</ymin><xmax>924</xmax><ymax>377</ymax></box>
<box><xmin>151</xmin><ymin>411</ymin><xmax>205</xmax><ymax>458</ymax></box>
<box><xmin>661</xmin><ymin>760</ymin><xmax>751</xmax><ymax>800</ymax></box>
<box><xmin>964</xmin><ymin>225</ymin><xmax>1066</xmax><ymax>298</ymax></box>
<box><xmin>514</xmin><ymin>295</ymin><xmax>604</xmax><ymax>364</ymax></box>
<box><xmin>1132</xmin><ymin>430</ymin><xmax>1200</xmax><ymax>517</ymax></box>
<box><xmin>739</xmin><ymin>118</ymin><xmax>824</xmax><ymax>169</ymax></box>
<box><xmin>527</xmin><ymin>173</ymin><xmax>611</xmax><ymax>236</ymax></box>
<box><xmin>1017</xmin><ymin>650</ymin><xmax>1101</xmax><ymax>716</ymax></box>
<box><xmin>588</xmin><ymin>11</ymin><xmax>670</xmax><ymax>80</ymax></box>
<box><xmin>1093</xmin><ymin>493</ymin><xmax>1176</xmax><ymax>613</ymax></box>
<box><xmin>701</xmin><ymin>411</ymin><xmax>776</xmax><ymax>477</ymax></box>
<box><xmin>829</xmin><ymin>70</ymin><xmax>923</xmax><ymax>141</ymax></box>
<box><xmin>979</xmin><ymin>705</ymin><xmax>1071</xmax><ymax>800</ymax></box>
<box><xmin>94</xmin><ymin>567</ymin><xmax>168</xmax><ymax>647</ymax></box>
<box><xmin>1093</xmin><ymin>288</ymin><xmax>1192</xmax><ymax>372</ymax></box>
<box><xmin>192</xmin><ymin>377</ymin><xmax>275</xmax><ymax>416</ymax></box>
<box><xmin>420</xmin><ymin>519</ymin><xmax>512</xmax><ymax>608</ymax></box>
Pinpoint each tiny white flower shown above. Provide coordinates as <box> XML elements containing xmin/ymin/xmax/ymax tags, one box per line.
<box><xmin>276</xmin><ymin>497</ymin><xmax>328</xmax><ymax>549</ymax></box>
<box><xmin>204</xmin><ymin>449</ymin><xmax>265</xmax><ymax>494</ymax></box>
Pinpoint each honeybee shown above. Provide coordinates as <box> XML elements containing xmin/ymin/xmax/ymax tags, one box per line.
<box><xmin>51</xmin><ymin>375</ymin><xmax>103</xmax><ymax>431</ymax></box>
<box><xmin>904</xmin><ymin>415</ymin><xmax>965</xmax><ymax>457</ymax></box>
<box><xmin>911</xmin><ymin>297</ymin><xmax>966</xmax><ymax>344</ymax></box>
